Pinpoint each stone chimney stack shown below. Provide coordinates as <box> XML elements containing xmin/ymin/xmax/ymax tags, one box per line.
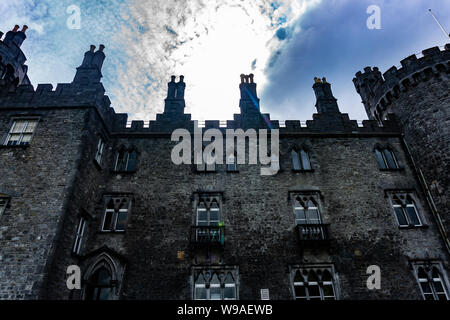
<box><xmin>313</xmin><ymin>77</ymin><xmax>340</xmax><ymax>114</ymax></box>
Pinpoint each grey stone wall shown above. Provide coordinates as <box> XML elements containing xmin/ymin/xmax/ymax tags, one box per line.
<box><xmin>0</xmin><ymin>107</ymin><xmax>90</xmax><ymax>299</ymax></box>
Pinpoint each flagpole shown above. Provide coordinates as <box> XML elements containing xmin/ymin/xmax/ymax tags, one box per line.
<box><xmin>428</xmin><ymin>9</ymin><xmax>450</xmax><ymax>39</ymax></box>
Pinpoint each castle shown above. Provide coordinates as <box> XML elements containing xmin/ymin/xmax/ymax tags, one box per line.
<box><xmin>0</xmin><ymin>24</ymin><xmax>449</xmax><ymax>300</ymax></box>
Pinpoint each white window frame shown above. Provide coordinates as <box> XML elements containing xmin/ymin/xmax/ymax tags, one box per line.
<box><xmin>412</xmin><ymin>261</ymin><xmax>450</xmax><ymax>301</ymax></box>
<box><xmin>193</xmin><ymin>269</ymin><xmax>238</xmax><ymax>300</ymax></box>
<box><xmin>4</xmin><ymin>119</ymin><xmax>39</xmax><ymax>146</ymax></box>
<box><xmin>73</xmin><ymin>216</ymin><xmax>87</xmax><ymax>255</ymax></box>
<box><xmin>95</xmin><ymin>137</ymin><xmax>105</xmax><ymax>165</ymax></box>
<box><xmin>101</xmin><ymin>197</ymin><xmax>131</xmax><ymax>232</ymax></box>
<box><xmin>291</xmin><ymin>266</ymin><xmax>337</xmax><ymax>300</ymax></box>
<box><xmin>390</xmin><ymin>192</ymin><xmax>423</xmax><ymax>227</ymax></box>
<box><xmin>292</xmin><ymin>193</ymin><xmax>323</xmax><ymax>225</ymax></box>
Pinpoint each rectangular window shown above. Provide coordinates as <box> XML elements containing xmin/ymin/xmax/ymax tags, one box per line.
<box><xmin>291</xmin><ymin>266</ymin><xmax>337</xmax><ymax>300</ymax></box>
<box><xmin>193</xmin><ymin>268</ymin><xmax>238</xmax><ymax>300</ymax></box>
<box><xmin>73</xmin><ymin>217</ymin><xmax>87</xmax><ymax>255</ymax></box>
<box><xmin>101</xmin><ymin>196</ymin><xmax>131</xmax><ymax>232</ymax></box>
<box><xmin>95</xmin><ymin>137</ymin><xmax>105</xmax><ymax>165</ymax></box>
<box><xmin>4</xmin><ymin>119</ymin><xmax>38</xmax><ymax>146</ymax></box>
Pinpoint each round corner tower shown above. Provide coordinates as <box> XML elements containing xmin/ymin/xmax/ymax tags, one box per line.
<box><xmin>353</xmin><ymin>43</ymin><xmax>450</xmax><ymax>238</ymax></box>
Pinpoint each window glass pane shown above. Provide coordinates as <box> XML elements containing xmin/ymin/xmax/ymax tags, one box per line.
<box><xmin>291</xmin><ymin>150</ymin><xmax>301</xmax><ymax>170</ymax></box>
<box><xmin>24</xmin><ymin>121</ymin><xmax>37</xmax><ymax>133</ymax></box>
<box><xmin>418</xmin><ymin>267</ymin><xmax>428</xmax><ymax>280</ymax></box>
<box><xmin>406</xmin><ymin>206</ymin><xmax>420</xmax><ymax>226</ymax></box>
<box><xmin>127</xmin><ymin>151</ymin><xmax>137</xmax><ymax>171</ymax></box>
<box><xmin>210</xmin><ymin>209</ymin><xmax>219</xmax><ymax>223</ymax></box>
<box><xmin>294</xmin><ymin>285</ymin><xmax>306</xmax><ymax>298</ymax></box>
<box><xmin>7</xmin><ymin>133</ymin><xmax>20</xmax><ymax>145</ymax></box>
<box><xmin>420</xmin><ymin>281</ymin><xmax>432</xmax><ymax>294</ymax></box>
<box><xmin>115</xmin><ymin>151</ymin><xmax>127</xmax><ymax>171</ymax></box>
<box><xmin>394</xmin><ymin>207</ymin><xmax>408</xmax><ymax>226</ymax></box>
<box><xmin>98</xmin><ymin>288</ymin><xmax>111</xmax><ymax>300</ymax></box>
<box><xmin>300</xmin><ymin>150</ymin><xmax>311</xmax><ymax>170</ymax></box>
<box><xmin>224</xmin><ymin>286</ymin><xmax>236</xmax><ymax>299</ymax></box>
<box><xmin>210</xmin><ymin>286</ymin><xmax>221</xmax><ymax>300</ymax></box>
<box><xmin>322</xmin><ymin>270</ymin><xmax>332</xmax><ymax>282</ymax></box>
<box><xmin>11</xmin><ymin>121</ymin><xmax>25</xmax><ymax>133</ymax></box>
<box><xmin>308</xmin><ymin>270</ymin><xmax>319</xmax><ymax>282</ymax></box>
<box><xmin>306</xmin><ymin>208</ymin><xmax>320</xmax><ymax>224</ymax></box>
<box><xmin>383</xmin><ymin>149</ymin><xmax>398</xmax><ymax>169</ymax></box>
<box><xmin>375</xmin><ymin>149</ymin><xmax>387</xmax><ymax>169</ymax></box>
<box><xmin>195</xmin><ymin>286</ymin><xmax>207</xmax><ymax>300</ymax></box>
<box><xmin>294</xmin><ymin>271</ymin><xmax>304</xmax><ymax>283</ymax></box>
<box><xmin>433</xmin><ymin>280</ymin><xmax>444</xmax><ymax>293</ymax></box>
<box><xmin>197</xmin><ymin>209</ymin><xmax>207</xmax><ymax>224</ymax></box>
<box><xmin>295</xmin><ymin>208</ymin><xmax>306</xmax><ymax>224</ymax></box>
<box><xmin>437</xmin><ymin>293</ymin><xmax>448</xmax><ymax>301</ymax></box>
<box><xmin>102</xmin><ymin>210</ymin><xmax>113</xmax><ymax>231</ymax></box>
<box><xmin>21</xmin><ymin>133</ymin><xmax>32</xmax><ymax>144</ymax></box>
<box><xmin>97</xmin><ymin>268</ymin><xmax>111</xmax><ymax>286</ymax></box>
<box><xmin>116</xmin><ymin>210</ymin><xmax>128</xmax><ymax>231</ymax></box>
<box><xmin>308</xmin><ymin>285</ymin><xmax>320</xmax><ymax>298</ymax></box>
<box><xmin>322</xmin><ymin>284</ymin><xmax>335</xmax><ymax>297</ymax></box>
<box><xmin>424</xmin><ymin>293</ymin><xmax>435</xmax><ymax>300</ymax></box>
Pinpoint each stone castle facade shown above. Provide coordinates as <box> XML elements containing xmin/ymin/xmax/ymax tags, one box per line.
<box><xmin>0</xmin><ymin>25</ymin><xmax>449</xmax><ymax>300</ymax></box>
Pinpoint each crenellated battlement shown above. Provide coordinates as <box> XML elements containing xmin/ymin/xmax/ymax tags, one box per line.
<box><xmin>0</xmin><ymin>40</ymin><xmax>404</xmax><ymax>137</ymax></box>
<box><xmin>110</xmin><ymin>111</ymin><xmax>400</xmax><ymax>135</ymax></box>
<box><xmin>353</xmin><ymin>44</ymin><xmax>450</xmax><ymax>120</ymax></box>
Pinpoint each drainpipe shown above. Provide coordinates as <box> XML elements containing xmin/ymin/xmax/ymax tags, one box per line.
<box><xmin>401</xmin><ymin>134</ymin><xmax>450</xmax><ymax>255</ymax></box>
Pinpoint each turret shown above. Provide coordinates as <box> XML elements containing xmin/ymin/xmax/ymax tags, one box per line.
<box><xmin>312</xmin><ymin>77</ymin><xmax>340</xmax><ymax>114</ymax></box>
<box><xmin>352</xmin><ymin>67</ymin><xmax>383</xmax><ymax>119</ymax></box>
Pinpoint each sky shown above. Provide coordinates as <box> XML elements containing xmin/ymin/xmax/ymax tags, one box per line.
<box><xmin>0</xmin><ymin>0</ymin><xmax>449</xmax><ymax>122</ymax></box>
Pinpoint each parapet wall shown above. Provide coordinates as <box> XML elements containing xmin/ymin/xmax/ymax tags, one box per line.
<box><xmin>354</xmin><ymin>44</ymin><xmax>450</xmax><ymax>118</ymax></box>
<box><xmin>0</xmin><ymin>81</ymin><xmax>401</xmax><ymax>135</ymax></box>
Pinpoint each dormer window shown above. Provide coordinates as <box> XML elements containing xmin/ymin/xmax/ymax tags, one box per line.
<box><xmin>4</xmin><ymin>119</ymin><xmax>38</xmax><ymax>146</ymax></box>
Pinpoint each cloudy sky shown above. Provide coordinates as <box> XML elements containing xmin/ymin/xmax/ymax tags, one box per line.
<box><xmin>0</xmin><ymin>0</ymin><xmax>449</xmax><ymax>121</ymax></box>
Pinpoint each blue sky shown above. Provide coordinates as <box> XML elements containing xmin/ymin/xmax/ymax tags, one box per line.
<box><xmin>0</xmin><ymin>0</ymin><xmax>449</xmax><ymax>121</ymax></box>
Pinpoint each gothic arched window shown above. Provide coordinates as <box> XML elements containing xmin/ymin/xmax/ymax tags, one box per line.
<box><xmin>291</xmin><ymin>148</ymin><xmax>312</xmax><ymax>171</ymax></box>
<box><xmin>375</xmin><ymin>146</ymin><xmax>399</xmax><ymax>169</ymax></box>
<box><xmin>194</xmin><ymin>270</ymin><xmax>237</xmax><ymax>300</ymax></box>
<box><xmin>415</xmin><ymin>264</ymin><xmax>449</xmax><ymax>300</ymax></box>
<box><xmin>292</xmin><ymin>267</ymin><xmax>336</xmax><ymax>300</ymax></box>
<box><xmin>85</xmin><ymin>267</ymin><xmax>113</xmax><ymax>300</ymax></box>
<box><xmin>293</xmin><ymin>196</ymin><xmax>321</xmax><ymax>225</ymax></box>
<box><xmin>391</xmin><ymin>193</ymin><xmax>422</xmax><ymax>227</ymax></box>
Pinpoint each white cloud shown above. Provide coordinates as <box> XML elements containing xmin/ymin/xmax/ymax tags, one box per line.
<box><xmin>112</xmin><ymin>0</ymin><xmax>322</xmax><ymax>120</ymax></box>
